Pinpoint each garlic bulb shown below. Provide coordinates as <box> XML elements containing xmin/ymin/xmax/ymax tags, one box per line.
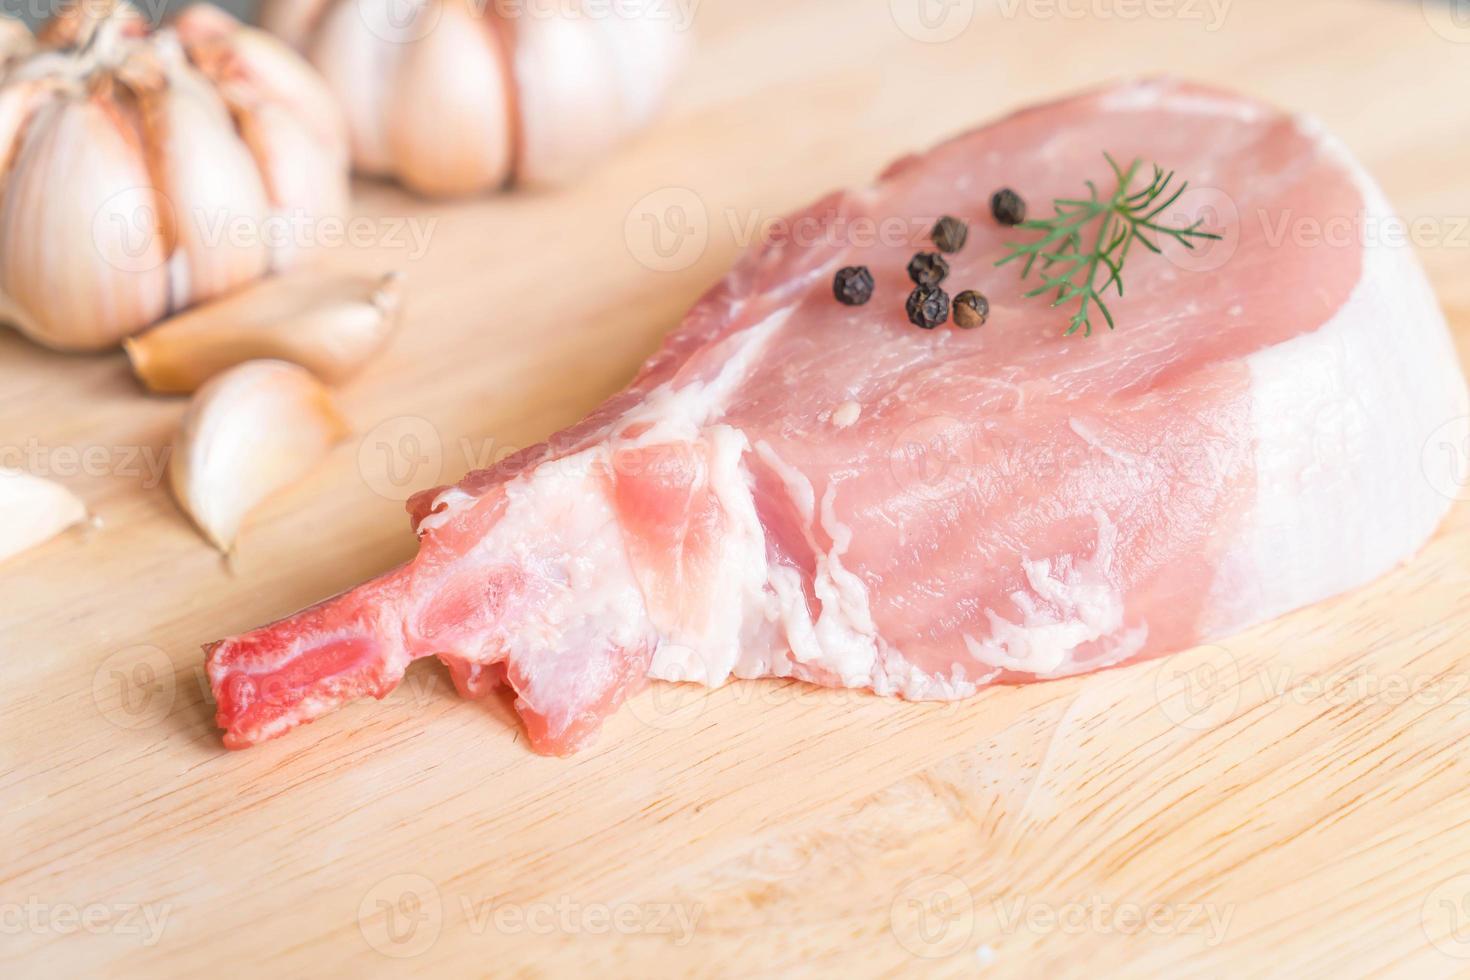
<box><xmin>126</xmin><ymin>270</ymin><xmax>404</xmax><ymax>393</ymax></box>
<box><xmin>169</xmin><ymin>360</ymin><xmax>348</xmax><ymax>551</ymax></box>
<box><xmin>260</xmin><ymin>0</ymin><xmax>689</xmax><ymax>196</ymax></box>
<box><xmin>0</xmin><ymin>468</ymin><xmax>87</xmax><ymax>563</ymax></box>
<box><xmin>0</xmin><ymin>2</ymin><xmax>349</xmax><ymax>351</ymax></box>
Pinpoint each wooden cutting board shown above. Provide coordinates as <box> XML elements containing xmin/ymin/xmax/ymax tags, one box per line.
<box><xmin>5</xmin><ymin>0</ymin><xmax>1470</xmax><ymax>975</ymax></box>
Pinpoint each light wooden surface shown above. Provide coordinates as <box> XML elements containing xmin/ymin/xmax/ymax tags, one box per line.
<box><xmin>4</xmin><ymin>0</ymin><xmax>1470</xmax><ymax>975</ymax></box>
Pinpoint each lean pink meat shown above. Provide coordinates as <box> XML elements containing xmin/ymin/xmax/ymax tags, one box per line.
<box><xmin>206</xmin><ymin>80</ymin><xmax>1468</xmax><ymax>755</ymax></box>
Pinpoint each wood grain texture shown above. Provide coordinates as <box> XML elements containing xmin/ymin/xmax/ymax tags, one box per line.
<box><xmin>4</xmin><ymin>0</ymin><xmax>1470</xmax><ymax>975</ymax></box>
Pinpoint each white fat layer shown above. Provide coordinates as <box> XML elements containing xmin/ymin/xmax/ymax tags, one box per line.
<box><xmin>832</xmin><ymin>400</ymin><xmax>861</xmax><ymax>427</ymax></box>
<box><xmin>963</xmin><ymin>511</ymin><xmax>1146</xmax><ymax>678</ymax></box>
<box><xmin>1098</xmin><ymin>79</ymin><xmax>1265</xmax><ymax>122</ymax></box>
<box><xmin>490</xmin><ymin>450</ymin><xmax>653</xmax><ymax>673</ymax></box>
<box><xmin>645</xmin><ymin>424</ymin><xmax>770</xmax><ymax>685</ymax></box>
<box><xmin>1204</xmin><ymin>125</ymin><xmax>1469</xmax><ymax>635</ymax></box>
<box><xmin>415</xmin><ymin>486</ymin><xmax>475</xmax><ymax>536</ymax></box>
<box><xmin>616</xmin><ymin>308</ymin><xmax>791</xmax><ymax>445</ymax></box>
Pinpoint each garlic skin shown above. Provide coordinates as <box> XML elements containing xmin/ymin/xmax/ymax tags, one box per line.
<box><xmin>0</xmin><ymin>95</ymin><xmax>172</xmax><ymax>350</ymax></box>
<box><xmin>0</xmin><ymin>3</ymin><xmax>349</xmax><ymax>352</ymax></box>
<box><xmin>169</xmin><ymin>360</ymin><xmax>348</xmax><ymax>551</ymax></box>
<box><xmin>0</xmin><ymin>468</ymin><xmax>87</xmax><ymax>563</ymax></box>
<box><xmin>261</xmin><ymin>0</ymin><xmax>688</xmax><ymax>196</ymax></box>
<box><xmin>126</xmin><ymin>271</ymin><xmax>404</xmax><ymax>393</ymax></box>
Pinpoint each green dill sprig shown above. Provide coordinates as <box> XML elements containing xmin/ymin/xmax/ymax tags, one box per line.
<box><xmin>996</xmin><ymin>154</ymin><xmax>1222</xmax><ymax>337</ymax></box>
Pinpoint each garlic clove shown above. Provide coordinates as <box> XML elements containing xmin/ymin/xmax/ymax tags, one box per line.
<box><xmin>169</xmin><ymin>359</ymin><xmax>348</xmax><ymax>552</ymax></box>
<box><xmin>38</xmin><ymin>0</ymin><xmax>148</xmax><ymax>49</ymax></box>
<box><xmin>141</xmin><ymin>59</ymin><xmax>272</xmax><ymax>310</ymax></box>
<box><xmin>596</xmin><ymin>7</ymin><xmax>692</xmax><ymax>134</ymax></box>
<box><xmin>505</xmin><ymin>12</ymin><xmax>618</xmax><ymax>188</ymax></box>
<box><xmin>385</xmin><ymin>0</ymin><xmax>514</xmax><ymax>197</ymax></box>
<box><xmin>0</xmin><ymin>14</ymin><xmax>35</xmax><ymax>66</ymax></box>
<box><xmin>173</xmin><ymin>7</ymin><xmax>348</xmax><ymax>167</ymax></box>
<box><xmin>509</xmin><ymin>7</ymin><xmax>689</xmax><ymax>187</ymax></box>
<box><xmin>170</xmin><ymin>10</ymin><xmax>351</xmax><ymax>270</ymax></box>
<box><xmin>257</xmin><ymin>0</ymin><xmax>337</xmax><ymax>52</ymax></box>
<box><xmin>0</xmin><ymin>95</ymin><xmax>171</xmax><ymax>351</ymax></box>
<box><xmin>0</xmin><ymin>75</ymin><xmax>57</xmax><ymax>178</ymax></box>
<box><xmin>233</xmin><ymin>101</ymin><xmax>350</xmax><ymax>270</ymax></box>
<box><xmin>0</xmin><ymin>468</ymin><xmax>87</xmax><ymax>564</ymax></box>
<box><xmin>306</xmin><ymin>0</ymin><xmax>402</xmax><ymax>177</ymax></box>
<box><xmin>126</xmin><ymin>270</ymin><xmax>403</xmax><ymax>393</ymax></box>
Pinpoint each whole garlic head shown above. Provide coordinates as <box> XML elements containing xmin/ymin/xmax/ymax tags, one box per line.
<box><xmin>260</xmin><ymin>0</ymin><xmax>689</xmax><ymax>196</ymax></box>
<box><xmin>0</xmin><ymin>1</ymin><xmax>349</xmax><ymax>351</ymax></box>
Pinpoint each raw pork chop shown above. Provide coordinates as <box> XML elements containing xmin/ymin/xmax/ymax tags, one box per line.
<box><xmin>207</xmin><ymin>79</ymin><xmax>1468</xmax><ymax>755</ymax></box>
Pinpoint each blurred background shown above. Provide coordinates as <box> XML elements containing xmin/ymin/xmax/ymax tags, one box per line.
<box><xmin>5</xmin><ymin>0</ymin><xmax>256</xmax><ymax>25</ymax></box>
<box><xmin>7</xmin><ymin>0</ymin><xmax>1469</xmax><ymax>28</ymax></box>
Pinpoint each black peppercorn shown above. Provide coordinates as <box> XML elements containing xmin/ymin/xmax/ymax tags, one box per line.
<box><xmin>906</xmin><ymin>285</ymin><xmax>950</xmax><ymax>329</ymax></box>
<box><xmin>952</xmin><ymin>290</ymin><xmax>989</xmax><ymax>328</ymax></box>
<box><xmin>991</xmin><ymin>188</ymin><xmax>1026</xmax><ymax>226</ymax></box>
<box><xmin>931</xmin><ymin>215</ymin><xmax>968</xmax><ymax>254</ymax></box>
<box><xmin>907</xmin><ymin>252</ymin><xmax>949</xmax><ymax>287</ymax></box>
<box><xmin>833</xmin><ymin>265</ymin><xmax>874</xmax><ymax>306</ymax></box>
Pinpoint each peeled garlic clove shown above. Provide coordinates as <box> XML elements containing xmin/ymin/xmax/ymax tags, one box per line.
<box><xmin>169</xmin><ymin>360</ymin><xmax>348</xmax><ymax>552</ymax></box>
<box><xmin>0</xmin><ymin>469</ymin><xmax>87</xmax><ymax>563</ymax></box>
<box><xmin>0</xmin><ymin>95</ymin><xmax>171</xmax><ymax>351</ymax></box>
<box><xmin>385</xmin><ymin>0</ymin><xmax>514</xmax><ymax>197</ymax></box>
<box><xmin>126</xmin><ymin>271</ymin><xmax>403</xmax><ymax>393</ymax></box>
